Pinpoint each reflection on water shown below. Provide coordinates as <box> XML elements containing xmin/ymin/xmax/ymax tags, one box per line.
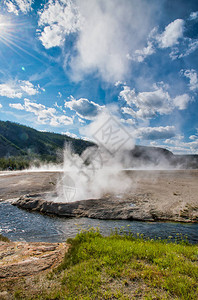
<box><xmin>0</xmin><ymin>202</ymin><xmax>198</xmax><ymax>243</ymax></box>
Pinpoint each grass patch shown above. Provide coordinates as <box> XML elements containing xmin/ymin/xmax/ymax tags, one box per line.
<box><xmin>52</xmin><ymin>229</ymin><xmax>198</xmax><ymax>299</ymax></box>
<box><xmin>1</xmin><ymin>229</ymin><xmax>198</xmax><ymax>299</ymax></box>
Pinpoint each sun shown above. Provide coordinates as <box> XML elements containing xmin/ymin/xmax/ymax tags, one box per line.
<box><xmin>0</xmin><ymin>14</ymin><xmax>33</xmax><ymax>58</ymax></box>
<box><xmin>0</xmin><ymin>14</ymin><xmax>16</xmax><ymax>47</ymax></box>
<box><xmin>0</xmin><ymin>13</ymin><xmax>45</xmax><ymax>63</ymax></box>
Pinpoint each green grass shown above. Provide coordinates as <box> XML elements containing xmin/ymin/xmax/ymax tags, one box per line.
<box><xmin>41</xmin><ymin>229</ymin><xmax>198</xmax><ymax>300</ymax></box>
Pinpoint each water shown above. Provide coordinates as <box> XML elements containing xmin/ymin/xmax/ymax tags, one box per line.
<box><xmin>0</xmin><ymin>202</ymin><xmax>198</xmax><ymax>243</ymax></box>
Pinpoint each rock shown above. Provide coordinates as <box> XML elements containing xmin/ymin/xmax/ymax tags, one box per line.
<box><xmin>12</xmin><ymin>192</ymin><xmax>198</xmax><ymax>223</ymax></box>
<box><xmin>0</xmin><ymin>241</ymin><xmax>68</xmax><ymax>279</ymax></box>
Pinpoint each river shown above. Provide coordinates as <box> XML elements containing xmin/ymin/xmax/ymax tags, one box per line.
<box><xmin>0</xmin><ymin>202</ymin><xmax>197</xmax><ymax>243</ymax></box>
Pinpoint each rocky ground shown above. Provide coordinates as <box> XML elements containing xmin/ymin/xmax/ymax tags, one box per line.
<box><xmin>0</xmin><ymin>240</ymin><xmax>68</xmax><ymax>279</ymax></box>
<box><xmin>0</xmin><ymin>239</ymin><xmax>68</xmax><ymax>299</ymax></box>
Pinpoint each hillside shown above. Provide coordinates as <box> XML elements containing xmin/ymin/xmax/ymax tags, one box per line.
<box><xmin>0</xmin><ymin>120</ymin><xmax>197</xmax><ymax>170</ymax></box>
<box><xmin>0</xmin><ymin>120</ymin><xmax>94</xmax><ymax>159</ymax></box>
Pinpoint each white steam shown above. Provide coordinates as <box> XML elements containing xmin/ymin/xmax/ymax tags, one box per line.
<box><xmin>55</xmin><ymin>145</ymin><xmax>133</xmax><ymax>202</ymax></box>
<box><xmin>53</xmin><ymin>112</ymin><xmax>182</xmax><ymax>203</ymax></box>
<box><xmin>55</xmin><ymin>112</ymin><xmax>135</xmax><ymax>202</ymax></box>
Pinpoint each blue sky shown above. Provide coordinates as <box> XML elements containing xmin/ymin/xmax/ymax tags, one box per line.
<box><xmin>0</xmin><ymin>0</ymin><xmax>198</xmax><ymax>154</ymax></box>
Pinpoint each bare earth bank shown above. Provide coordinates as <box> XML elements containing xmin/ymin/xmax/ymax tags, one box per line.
<box><xmin>1</xmin><ymin>170</ymin><xmax>197</xmax><ymax>223</ymax></box>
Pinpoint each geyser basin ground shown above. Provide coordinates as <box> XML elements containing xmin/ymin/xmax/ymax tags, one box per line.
<box><xmin>1</xmin><ymin>170</ymin><xmax>198</xmax><ymax>223</ymax></box>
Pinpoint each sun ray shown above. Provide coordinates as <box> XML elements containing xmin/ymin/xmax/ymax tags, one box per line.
<box><xmin>0</xmin><ymin>14</ymin><xmax>46</xmax><ymax>65</ymax></box>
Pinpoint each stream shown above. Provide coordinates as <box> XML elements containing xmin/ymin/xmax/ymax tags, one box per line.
<box><xmin>0</xmin><ymin>202</ymin><xmax>198</xmax><ymax>243</ymax></box>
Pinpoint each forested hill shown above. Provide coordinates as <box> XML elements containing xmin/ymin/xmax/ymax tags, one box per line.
<box><xmin>0</xmin><ymin>120</ymin><xmax>94</xmax><ymax>159</ymax></box>
<box><xmin>0</xmin><ymin>120</ymin><xmax>197</xmax><ymax>170</ymax></box>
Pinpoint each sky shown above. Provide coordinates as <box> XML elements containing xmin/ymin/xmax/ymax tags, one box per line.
<box><xmin>0</xmin><ymin>0</ymin><xmax>198</xmax><ymax>154</ymax></box>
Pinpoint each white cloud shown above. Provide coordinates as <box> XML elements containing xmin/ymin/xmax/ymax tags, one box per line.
<box><xmin>38</xmin><ymin>0</ymin><xmax>81</xmax><ymax>49</ymax></box>
<box><xmin>4</xmin><ymin>0</ymin><xmax>33</xmax><ymax>15</ymax></box>
<box><xmin>170</xmin><ymin>39</ymin><xmax>198</xmax><ymax>60</ymax></box>
<box><xmin>189</xmin><ymin>11</ymin><xmax>198</xmax><ymax>21</ymax></box>
<box><xmin>0</xmin><ymin>103</ymin><xmax>2</xmax><ymax>109</ymax></box>
<box><xmin>71</xmin><ymin>0</ymin><xmax>157</xmax><ymax>82</ymax></box>
<box><xmin>0</xmin><ymin>83</ymin><xmax>22</xmax><ymax>98</ymax></box>
<box><xmin>182</xmin><ymin>69</ymin><xmax>198</xmax><ymax>91</ymax></box>
<box><xmin>120</xmin><ymin>83</ymin><xmax>191</xmax><ymax>121</ymax></box>
<box><xmin>20</xmin><ymin>80</ymin><xmax>39</xmax><ymax>95</ymax></box>
<box><xmin>0</xmin><ymin>80</ymin><xmax>40</xmax><ymax>99</ymax></box>
<box><xmin>9</xmin><ymin>103</ymin><xmax>24</xmax><ymax>110</ymax></box>
<box><xmin>131</xmin><ymin>17</ymin><xmax>197</xmax><ymax>62</ymax></box>
<box><xmin>189</xmin><ymin>135</ymin><xmax>197</xmax><ymax>140</ymax></box>
<box><xmin>65</xmin><ymin>96</ymin><xmax>104</xmax><ymax>120</ymax></box>
<box><xmin>4</xmin><ymin>1</ymin><xmax>19</xmax><ymax>14</ymax></box>
<box><xmin>130</xmin><ymin>41</ymin><xmax>155</xmax><ymax>62</ymax></box>
<box><xmin>156</xmin><ymin>19</ymin><xmax>184</xmax><ymax>48</ymax></box>
<box><xmin>115</xmin><ymin>81</ymin><xmax>124</xmax><ymax>87</ymax></box>
<box><xmin>173</xmin><ymin>94</ymin><xmax>191</xmax><ymax>110</ymax></box>
<box><xmin>10</xmin><ymin>98</ymin><xmax>73</xmax><ymax>127</ymax></box>
<box><xmin>136</xmin><ymin>126</ymin><xmax>176</xmax><ymax>140</ymax></box>
<box><xmin>62</xmin><ymin>131</ymin><xmax>78</xmax><ymax>139</ymax></box>
<box><xmin>164</xmin><ymin>135</ymin><xmax>198</xmax><ymax>154</ymax></box>
<box><xmin>120</xmin><ymin>84</ymin><xmax>173</xmax><ymax>119</ymax></box>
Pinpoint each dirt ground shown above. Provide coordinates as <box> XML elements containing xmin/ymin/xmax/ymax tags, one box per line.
<box><xmin>124</xmin><ymin>169</ymin><xmax>198</xmax><ymax>220</ymax></box>
<box><xmin>0</xmin><ymin>171</ymin><xmax>61</xmax><ymax>201</ymax></box>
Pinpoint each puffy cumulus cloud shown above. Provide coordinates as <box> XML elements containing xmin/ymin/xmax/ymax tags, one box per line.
<box><xmin>119</xmin><ymin>83</ymin><xmax>191</xmax><ymax>120</ymax></box>
<box><xmin>156</xmin><ymin>19</ymin><xmax>184</xmax><ymax>49</ymax></box>
<box><xmin>181</xmin><ymin>69</ymin><xmax>198</xmax><ymax>91</ymax></box>
<box><xmin>165</xmin><ymin>13</ymin><xmax>198</xmax><ymax>60</ymax></box>
<box><xmin>20</xmin><ymin>80</ymin><xmax>40</xmax><ymax>96</ymax></box>
<box><xmin>9</xmin><ymin>103</ymin><xmax>24</xmax><ymax>110</ymax></box>
<box><xmin>65</xmin><ymin>96</ymin><xmax>104</xmax><ymax>120</ymax></box>
<box><xmin>131</xmin><ymin>14</ymin><xmax>198</xmax><ymax>62</ymax></box>
<box><xmin>10</xmin><ymin>98</ymin><xmax>73</xmax><ymax>126</ymax></box>
<box><xmin>38</xmin><ymin>0</ymin><xmax>81</xmax><ymax>49</ymax></box>
<box><xmin>0</xmin><ymin>103</ymin><xmax>2</xmax><ymax>108</ymax></box>
<box><xmin>4</xmin><ymin>0</ymin><xmax>33</xmax><ymax>15</ymax></box>
<box><xmin>136</xmin><ymin>126</ymin><xmax>176</xmax><ymax>140</ymax></box>
<box><xmin>0</xmin><ymin>80</ymin><xmax>40</xmax><ymax>99</ymax></box>
<box><xmin>120</xmin><ymin>84</ymin><xmax>172</xmax><ymax>119</ymax></box>
<box><xmin>130</xmin><ymin>19</ymin><xmax>185</xmax><ymax>62</ymax></box>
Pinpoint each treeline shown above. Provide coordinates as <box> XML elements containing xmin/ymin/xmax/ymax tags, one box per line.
<box><xmin>0</xmin><ymin>155</ymin><xmax>62</xmax><ymax>171</ymax></box>
<box><xmin>0</xmin><ymin>157</ymin><xmax>30</xmax><ymax>170</ymax></box>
